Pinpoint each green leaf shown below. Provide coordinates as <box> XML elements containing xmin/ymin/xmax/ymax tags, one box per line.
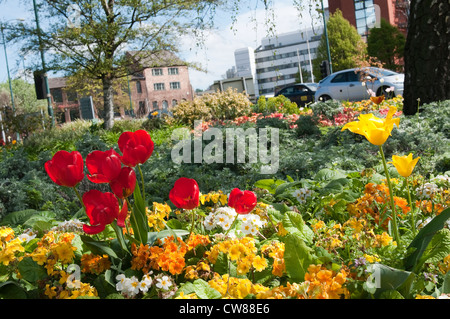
<box><xmin>0</xmin><ymin>281</ymin><xmax>28</xmax><ymax>299</ymax></box>
<box><xmin>274</xmin><ymin>181</ymin><xmax>303</xmax><ymax>196</ymax></box>
<box><xmin>80</xmin><ymin>235</ymin><xmax>119</xmax><ymax>259</ymax></box>
<box><xmin>283</xmin><ymin>234</ymin><xmax>314</xmax><ymax>282</ymax></box>
<box><xmin>254</xmin><ymin>179</ymin><xmax>285</xmax><ymax>194</ymax></box>
<box><xmin>441</xmin><ymin>272</ymin><xmax>450</xmax><ymax>294</ymax></box>
<box><xmin>314</xmin><ymin>168</ymin><xmax>347</xmax><ymax>181</ymax></box>
<box><xmin>130</xmin><ymin>182</ymin><xmax>149</xmax><ymax>244</ymax></box>
<box><xmin>192</xmin><ymin>279</ymin><xmax>222</xmax><ymax>299</ymax></box>
<box><xmin>364</xmin><ymin>263</ymin><xmax>412</xmax><ymax>298</ymax></box>
<box><xmin>156</xmin><ymin>229</ymin><xmax>189</xmax><ymax>241</ymax></box>
<box><xmin>319</xmin><ymin>178</ymin><xmax>349</xmax><ymax>195</ymax></box>
<box><xmin>420</xmin><ymin>229</ymin><xmax>450</xmax><ymax>265</ymax></box>
<box><xmin>0</xmin><ymin>209</ymin><xmax>53</xmax><ymax>226</ymax></box>
<box><xmin>404</xmin><ymin>207</ymin><xmax>450</xmax><ymax>272</ymax></box>
<box><xmin>282</xmin><ymin>211</ymin><xmax>314</xmax><ymax>244</ymax></box>
<box><xmin>17</xmin><ymin>257</ymin><xmax>48</xmax><ymax>283</ymax></box>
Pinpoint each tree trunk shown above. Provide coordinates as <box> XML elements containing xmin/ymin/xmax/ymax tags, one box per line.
<box><xmin>403</xmin><ymin>0</ymin><xmax>450</xmax><ymax>115</ymax></box>
<box><xmin>102</xmin><ymin>76</ymin><xmax>115</xmax><ymax>130</ymax></box>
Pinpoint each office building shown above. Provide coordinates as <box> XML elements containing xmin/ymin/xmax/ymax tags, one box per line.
<box><xmin>328</xmin><ymin>0</ymin><xmax>409</xmax><ymax>37</ymax></box>
<box><xmin>253</xmin><ymin>28</ymin><xmax>323</xmax><ymax>96</ymax></box>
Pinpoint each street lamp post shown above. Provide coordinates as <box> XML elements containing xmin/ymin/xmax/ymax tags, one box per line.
<box><xmin>321</xmin><ymin>0</ymin><xmax>333</xmax><ymax>74</ymax></box>
<box><xmin>1</xmin><ymin>19</ymin><xmax>24</xmax><ymax>141</ymax></box>
<box><xmin>33</xmin><ymin>0</ymin><xmax>55</xmax><ymax>128</ymax></box>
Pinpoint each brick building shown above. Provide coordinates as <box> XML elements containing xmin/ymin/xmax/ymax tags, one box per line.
<box><xmin>127</xmin><ymin>51</ymin><xmax>194</xmax><ymax>117</ymax></box>
<box><xmin>48</xmin><ymin>51</ymin><xmax>194</xmax><ymax>123</ymax></box>
<box><xmin>328</xmin><ymin>0</ymin><xmax>409</xmax><ymax>37</ymax></box>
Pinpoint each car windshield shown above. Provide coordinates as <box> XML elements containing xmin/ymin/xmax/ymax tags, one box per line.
<box><xmin>366</xmin><ymin>68</ymin><xmax>398</xmax><ymax>77</ymax></box>
<box><xmin>304</xmin><ymin>83</ymin><xmax>319</xmax><ymax>90</ymax></box>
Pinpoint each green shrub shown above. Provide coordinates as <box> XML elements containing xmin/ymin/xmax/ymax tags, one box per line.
<box><xmin>254</xmin><ymin>95</ymin><xmax>299</xmax><ymax>114</ymax></box>
<box><xmin>295</xmin><ymin>115</ymin><xmax>321</xmax><ymax>137</ymax></box>
<box><xmin>172</xmin><ymin>88</ymin><xmax>253</xmax><ymax>125</ymax></box>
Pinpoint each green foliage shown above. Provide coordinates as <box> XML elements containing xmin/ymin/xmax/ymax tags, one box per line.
<box><xmin>367</xmin><ymin>19</ymin><xmax>406</xmax><ymax>72</ymax></box>
<box><xmin>254</xmin><ymin>95</ymin><xmax>300</xmax><ymax>115</ymax></box>
<box><xmin>172</xmin><ymin>88</ymin><xmax>253</xmax><ymax>125</ymax></box>
<box><xmin>313</xmin><ymin>9</ymin><xmax>367</xmax><ymax>80</ymax></box>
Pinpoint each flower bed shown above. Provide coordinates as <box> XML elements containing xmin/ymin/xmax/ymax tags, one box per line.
<box><xmin>0</xmin><ymin>100</ymin><xmax>450</xmax><ymax>300</ymax></box>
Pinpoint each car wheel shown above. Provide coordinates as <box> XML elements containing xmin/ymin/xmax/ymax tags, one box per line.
<box><xmin>318</xmin><ymin>95</ymin><xmax>332</xmax><ymax>102</ymax></box>
<box><xmin>377</xmin><ymin>86</ymin><xmax>394</xmax><ymax>99</ymax></box>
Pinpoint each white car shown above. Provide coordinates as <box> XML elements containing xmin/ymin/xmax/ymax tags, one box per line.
<box><xmin>314</xmin><ymin>67</ymin><xmax>404</xmax><ymax>102</ymax></box>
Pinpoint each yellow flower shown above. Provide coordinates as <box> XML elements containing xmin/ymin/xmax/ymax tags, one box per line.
<box><xmin>341</xmin><ymin>106</ymin><xmax>400</xmax><ymax>145</ymax></box>
<box><xmin>53</xmin><ymin>242</ymin><xmax>76</xmax><ymax>264</ymax></box>
<box><xmin>252</xmin><ymin>255</ymin><xmax>268</xmax><ymax>272</ymax></box>
<box><xmin>0</xmin><ymin>227</ymin><xmax>15</xmax><ymax>242</ymax></box>
<box><xmin>45</xmin><ymin>284</ymin><xmax>57</xmax><ymax>299</ymax></box>
<box><xmin>391</xmin><ymin>153</ymin><xmax>420</xmax><ymax>177</ymax></box>
<box><xmin>364</xmin><ymin>254</ymin><xmax>381</xmax><ymax>263</ymax></box>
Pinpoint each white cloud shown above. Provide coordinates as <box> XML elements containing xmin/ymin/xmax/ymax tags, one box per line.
<box><xmin>180</xmin><ymin>1</ymin><xmax>324</xmax><ymax>90</ymax></box>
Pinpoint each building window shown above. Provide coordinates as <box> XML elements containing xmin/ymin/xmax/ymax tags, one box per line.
<box><xmin>154</xmin><ymin>83</ymin><xmax>165</xmax><ymax>91</ymax></box>
<box><xmin>152</xmin><ymin>68</ymin><xmax>163</xmax><ymax>76</ymax></box>
<box><xmin>136</xmin><ymin>81</ymin><xmax>142</xmax><ymax>93</ymax></box>
<box><xmin>51</xmin><ymin>88</ymin><xmax>63</xmax><ymax>103</ymax></box>
<box><xmin>162</xmin><ymin>100</ymin><xmax>168</xmax><ymax>110</ymax></box>
<box><xmin>354</xmin><ymin>0</ymin><xmax>376</xmax><ymax>36</ymax></box>
<box><xmin>172</xmin><ymin>99</ymin><xmax>177</xmax><ymax>107</ymax></box>
<box><xmin>170</xmin><ymin>82</ymin><xmax>180</xmax><ymax>89</ymax></box>
<box><xmin>168</xmin><ymin>67</ymin><xmax>179</xmax><ymax>75</ymax></box>
<box><xmin>67</xmin><ymin>91</ymin><xmax>77</xmax><ymax>102</ymax></box>
<box><xmin>152</xmin><ymin>101</ymin><xmax>158</xmax><ymax>109</ymax></box>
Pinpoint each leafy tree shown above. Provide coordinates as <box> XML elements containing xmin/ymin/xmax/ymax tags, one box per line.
<box><xmin>313</xmin><ymin>9</ymin><xmax>366</xmax><ymax>80</ymax></box>
<box><xmin>367</xmin><ymin>19</ymin><xmax>405</xmax><ymax>72</ymax></box>
<box><xmin>11</xmin><ymin>0</ymin><xmax>221</xmax><ymax>129</ymax></box>
<box><xmin>64</xmin><ymin>70</ymin><xmax>134</xmax><ymax>118</ymax></box>
<box><xmin>0</xmin><ymin>78</ymin><xmax>46</xmax><ymax>114</ymax></box>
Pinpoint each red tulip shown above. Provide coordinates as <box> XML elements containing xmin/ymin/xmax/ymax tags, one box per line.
<box><xmin>82</xmin><ymin>189</ymin><xmax>128</xmax><ymax>234</ymax></box>
<box><xmin>169</xmin><ymin>177</ymin><xmax>200</xmax><ymax>210</ymax></box>
<box><xmin>118</xmin><ymin>130</ymin><xmax>154</xmax><ymax>167</ymax></box>
<box><xmin>109</xmin><ymin>167</ymin><xmax>137</xmax><ymax>199</ymax></box>
<box><xmin>86</xmin><ymin>149</ymin><xmax>122</xmax><ymax>183</ymax></box>
<box><xmin>45</xmin><ymin>150</ymin><xmax>84</xmax><ymax>187</ymax></box>
<box><xmin>228</xmin><ymin>188</ymin><xmax>257</xmax><ymax>214</ymax></box>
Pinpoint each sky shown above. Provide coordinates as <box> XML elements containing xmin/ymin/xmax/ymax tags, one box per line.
<box><xmin>0</xmin><ymin>0</ymin><xmax>328</xmax><ymax>91</ymax></box>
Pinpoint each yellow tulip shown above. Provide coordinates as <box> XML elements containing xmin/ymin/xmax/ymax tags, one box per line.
<box><xmin>391</xmin><ymin>153</ymin><xmax>420</xmax><ymax>178</ymax></box>
<box><xmin>341</xmin><ymin>106</ymin><xmax>400</xmax><ymax>145</ymax></box>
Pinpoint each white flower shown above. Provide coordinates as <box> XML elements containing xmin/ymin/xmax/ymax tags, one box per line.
<box><xmin>139</xmin><ymin>274</ymin><xmax>153</xmax><ymax>293</ymax></box>
<box><xmin>432</xmin><ymin>175</ymin><xmax>450</xmax><ymax>184</ymax></box>
<box><xmin>116</xmin><ymin>274</ymin><xmax>127</xmax><ymax>292</ymax></box>
<box><xmin>215</xmin><ymin>213</ymin><xmax>232</xmax><ymax>230</ymax></box>
<box><xmin>156</xmin><ymin>275</ymin><xmax>172</xmax><ymax>291</ymax></box>
<box><xmin>17</xmin><ymin>229</ymin><xmax>36</xmax><ymax>242</ymax></box>
<box><xmin>416</xmin><ymin>183</ymin><xmax>439</xmax><ymax>199</ymax></box>
<box><xmin>203</xmin><ymin>214</ymin><xmax>216</xmax><ymax>231</ymax></box>
<box><xmin>292</xmin><ymin>188</ymin><xmax>313</xmax><ymax>204</ymax></box>
<box><xmin>241</xmin><ymin>220</ymin><xmax>258</xmax><ymax>236</ymax></box>
<box><xmin>116</xmin><ymin>274</ymin><xmax>141</xmax><ymax>297</ymax></box>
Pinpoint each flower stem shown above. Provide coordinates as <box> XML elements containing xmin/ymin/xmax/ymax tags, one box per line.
<box><xmin>138</xmin><ymin>164</ymin><xmax>145</xmax><ymax>201</ymax></box>
<box><xmin>379</xmin><ymin>145</ymin><xmax>400</xmax><ymax>245</ymax></box>
<box><xmin>406</xmin><ymin>177</ymin><xmax>416</xmax><ymax>236</ymax></box>
<box><xmin>111</xmin><ymin>220</ymin><xmax>129</xmax><ymax>254</ymax></box>
<box><xmin>225</xmin><ymin>214</ymin><xmax>239</xmax><ymax>236</ymax></box>
<box><xmin>72</xmin><ymin>186</ymin><xmax>85</xmax><ymax>210</ymax></box>
<box><xmin>189</xmin><ymin>209</ymin><xmax>196</xmax><ymax>237</ymax></box>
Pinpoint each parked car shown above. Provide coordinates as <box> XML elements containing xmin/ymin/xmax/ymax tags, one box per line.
<box><xmin>275</xmin><ymin>83</ymin><xmax>318</xmax><ymax>106</ymax></box>
<box><xmin>314</xmin><ymin>67</ymin><xmax>404</xmax><ymax>102</ymax></box>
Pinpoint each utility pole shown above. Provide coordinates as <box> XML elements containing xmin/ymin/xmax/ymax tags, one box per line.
<box><xmin>321</xmin><ymin>0</ymin><xmax>333</xmax><ymax>74</ymax></box>
<box><xmin>33</xmin><ymin>0</ymin><xmax>54</xmax><ymax>127</ymax></box>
